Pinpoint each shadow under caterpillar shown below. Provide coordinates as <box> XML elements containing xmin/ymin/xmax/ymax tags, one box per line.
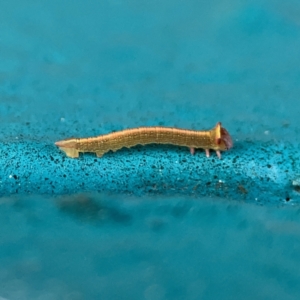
<box><xmin>55</xmin><ymin>122</ymin><xmax>233</xmax><ymax>159</ymax></box>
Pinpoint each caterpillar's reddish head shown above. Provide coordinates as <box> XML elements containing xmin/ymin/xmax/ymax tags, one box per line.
<box><xmin>213</xmin><ymin>122</ymin><xmax>233</xmax><ymax>151</ymax></box>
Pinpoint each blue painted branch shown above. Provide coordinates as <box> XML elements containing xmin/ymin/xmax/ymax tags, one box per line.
<box><xmin>1</xmin><ymin>140</ymin><xmax>299</xmax><ymax>204</ymax></box>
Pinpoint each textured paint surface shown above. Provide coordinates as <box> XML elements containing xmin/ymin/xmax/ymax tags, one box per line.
<box><xmin>1</xmin><ymin>0</ymin><xmax>300</xmax><ymax>299</ymax></box>
<box><xmin>1</xmin><ymin>140</ymin><xmax>300</xmax><ymax>204</ymax></box>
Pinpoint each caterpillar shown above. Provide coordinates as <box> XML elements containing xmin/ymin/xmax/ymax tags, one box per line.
<box><xmin>55</xmin><ymin>122</ymin><xmax>233</xmax><ymax>159</ymax></box>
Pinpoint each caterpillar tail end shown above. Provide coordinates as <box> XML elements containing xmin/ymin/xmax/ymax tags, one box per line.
<box><xmin>55</xmin><ymin>139</ymin><xmax>79</xmax><ymax>158</ymax></box>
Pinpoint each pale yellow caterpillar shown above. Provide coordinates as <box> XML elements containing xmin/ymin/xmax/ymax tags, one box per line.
<box><xmin>55</xmin><ymin>122</ymin><xmax>233</xmax><ymax>159</ymax></box>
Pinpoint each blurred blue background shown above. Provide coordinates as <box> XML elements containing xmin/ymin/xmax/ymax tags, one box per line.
<box><xmin>1</xmin><ymin>0</ymin><xmax>300</xmax><ymax>299</ymax></box>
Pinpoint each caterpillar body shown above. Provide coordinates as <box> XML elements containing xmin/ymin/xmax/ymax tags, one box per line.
<box><xmin>55</xmin><ymin>122</ymin><xmax>233</xmax><ymax>159</ymax></box>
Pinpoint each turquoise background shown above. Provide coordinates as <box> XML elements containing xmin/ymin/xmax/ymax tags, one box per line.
<box><xmin>1</xmin><ymin>0</ymin><xmax>300</xmax><ymax>299</ymax></box>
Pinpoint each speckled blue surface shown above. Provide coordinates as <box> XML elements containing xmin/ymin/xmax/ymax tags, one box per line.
<box><xmin>2</xmin><ymin>140</ymin><xmax>300</xmax><ymax>204</ymax></box>
<box><xmin>1</xmin><ymin>0</ymin><xmax>300</xmax><ymax>299</ymax></box>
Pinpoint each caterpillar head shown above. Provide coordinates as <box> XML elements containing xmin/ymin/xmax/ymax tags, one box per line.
<box><xmin>214</xmin><ymin>122</ymin><xmax>233</xmax><ymax>151</ymax></box>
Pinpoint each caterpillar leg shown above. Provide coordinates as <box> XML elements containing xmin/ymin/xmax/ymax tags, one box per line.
<box><xmin>205</xmin><ymin>149</ymin><xmax>210</xmax><ymax>158</ymax></box>
<box><xmin>190</xmin><ymin>147</ymin><xmax>195</xmax><ymax>155</ymax></box>
<box><xmin>96</xmin><ymin>151</ymin><xmax>105</xmax><ymax>158</ymax></box>
<box><xmin>216</xmin><ymin>150</ymin><xmax>221</xmax><ymax>159</ymax></box>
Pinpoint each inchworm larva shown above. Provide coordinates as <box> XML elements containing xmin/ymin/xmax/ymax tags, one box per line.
<box><xmin>55</xmin><ymin>122</ymin><xmax>233</xmax><ymax>159</ymax></box>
